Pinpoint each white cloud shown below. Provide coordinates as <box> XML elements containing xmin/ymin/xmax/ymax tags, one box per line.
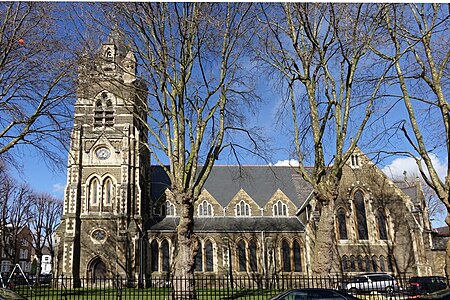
<box><xmin>273</xmin><ymin>159</ymin><xmax>300</xmax><ymax>167</ymax></box>
<box><xmin>52</xmin><ymin>183</ymin><xmax>66</xmax><ymax>194</ymax></box>
<box><xmin>382</xmin><ymin>154</ymin><xmax>447</xmax><ymax>181</ymax></box>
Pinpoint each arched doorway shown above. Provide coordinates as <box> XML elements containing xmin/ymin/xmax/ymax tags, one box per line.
<box><xmin>88</xmin><ymin>257</ymin><xmax>108</xmax><ymax>283</ymax></box>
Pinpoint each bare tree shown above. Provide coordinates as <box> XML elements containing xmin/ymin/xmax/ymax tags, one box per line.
<box><xmin>29</xmin><ymin>193</ymin><xmax>62</xmax><ymax>280</ymax></box>
<box><xmin>256</xmin><ymin>3</ymin><xmax>386</xmax><ymax>275</ymax></box>
<box><xmin>0</xmin><ymin>2</ymin><xmax>75</xmax><ymax>167</ymax></box>
<box><xmin>110</xmin><ymin>3</ymin><xmax>257</xmax><ymax>298</ymax></box>
<box><xmin>0</xmin><ymin>178</ymin><xmax>33</xmax><ymax>266</ymax></box>
<box><xmin>372</xmin><ymin>3</ymin><xmax>450</xmax><ymax>274</ymax></box>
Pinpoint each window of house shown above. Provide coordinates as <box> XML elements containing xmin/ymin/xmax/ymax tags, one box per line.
<box><xmin>354</xmin><ymin>191</ymin><xmax>368</xmax><ymax>240</ymax></box>
<box><xmin>1</xmin><ymin>261</ymin><xmax>10</xmax><ymax>273</ymax></box>
<box><xmin>377</xmin><ymin>209</ymin><xmax>388</xmax><ymax>240</ymax></box>
<box><xmin>237</xmin><ymin>240</ymin><xmax>246</xmax><ymax>272</ymax></box>
<box><xmin>19</xmin><ymin>249</ymin><xmax>28</xmax><ymax>260</ymax></box>
<box><xmin>236</xmin><ymin>200</ymin><xmax>250</xmax><ymax>216</ymax></box>
<box><xmin>273</xmin><ymin>200</ymin><xmax>287</xmax><ymax>216</ymax></box>
<box><xmin>198</xmin><ymin>200</ymin><xmax>213</xmax><ymax>216</ymax></box>
<box><xmin>337</xmin><ymin>208</ymin><xmax>348</xmax><ymax>240</ymax></box>
<box><xmin>161</xmin><ymin>240</ymin><xmax>170</xmax><ymax>272</ymax></box>
<box><xmin>150</xmin><ymin>240</ymin><xmax>158</xmax><ymax>272</ymax></box>
<box><xmin>387</xmin><ymin>255</ymin><xmax>394</xmax><ymax>272</ymax></box>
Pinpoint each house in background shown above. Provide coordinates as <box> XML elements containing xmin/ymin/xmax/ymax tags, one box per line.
<box><xmin>0</xmin><ymin>226</ymin><xmax>33</xmax><ymax>276</ymax></box>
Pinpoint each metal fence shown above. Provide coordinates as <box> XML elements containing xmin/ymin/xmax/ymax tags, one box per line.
<box><xmin>6</xmin><ymin>274</ymin><xmax>449</xmax><ymax>300</ymax></box>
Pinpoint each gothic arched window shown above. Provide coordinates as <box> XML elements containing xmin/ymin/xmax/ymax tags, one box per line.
<box><xmin>195</xmin><ymin>243</ymin><xmax>203</xmax><ymax>272</ymax></box>
<box><xmin>161</xmin><ymin>240</ymin><xmax>170</xmax><ymax>272</ymax></box>
<box><xmin>365</xmin><ymin>255</ymin><xmax>371</xmax><ymax>272</ymax></box>
<box><xmin>198</xmin><ymin>200</ymin><xmax>213</xmax><ymax>216</ymax></box>
<box><xmin>354</xmin><ymin>191</ymin><xmax>368</xmax><ymax>240</ymax></box>
<box><xmin>90</xmin><ymin>178</ymin><xmax>99</xmax><ymax>205</ymax></box>
<box><xmin>372</xmin><ymin>255</ymin><xmax>378</xmax><ymax>272</ymax></box>
<box><xmin>273</xmin><ymin>200</ymin><xmax>287</xmax><ymax>216</ymax></box>
<box><xmin>293</xmin><ymin>240</ymin><xmax>302</xmax><ymax>272</ymax></box>
<box><xmin>337</xmin><ymin>208</ymin><xmax>348</xmax><ymax>240</ymax></box>
<box><xmin>379</xmin><ymin>255</ymin><xmax>386</xmax><ymax>272</ymax></box>
<box><xmin>236</xmin><ymin>200</ymin><xmax>250</xmax><ymax>216</ymax></box>
<box><xmin>150</xmin><ymin>240</ymin><xmax>159</xmax><ymax>272</ymax></box>
<box><xmin>103</xmin><ymin>178</ymin><xmax>113</xmax><ymax>205</ymax></box>
<box><xmin>249</xmin><ymin>240</ymin><xmax>257</xmax><ymax>272</ymax></box>
<box><xmin>205</xmin><ymin>240</ymin><xmax>213</xmax><ymax>272</ymax></box>
<box><xmin>282</xmin><ymin>240</ymin><xmax>291</xmax><ymax>272</ymax></box>
<box><xmin>342</xmin><ymin>255</ymin><xmax>349</xmax><ymax>272</ymax></box>
<box><xmin>237</xmin><ymin>240</ymin><xmax>246</xmax><ymax>272</ymax></box>
<box><xmin>93</xmin><ymin>92</ymin><xmax>114</xmax><ymax>127</ymax></box>
<box><xmin>165</xmin><ymin>201</ymin><xmax>175</xmax><ymax>216</ymax></box>
<box><xmin>377</xmin><ymin>209</ymin><xmax>388</xmax><ymax>240</ymax></box>
<box><xmin>350</xmin><ymin>255</ymin><xmax>356</xmax><ymax>272</ymax></box>
<box><xmin>357</xmin><ymin>255</ymin><xmax>363</xmax><ymax>272</ymax></box>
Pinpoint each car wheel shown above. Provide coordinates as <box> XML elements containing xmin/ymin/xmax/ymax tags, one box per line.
<box><xmin>386</xmin><ymin>286</ymin><xmax>394</xmax><ymax>295</ymax></box>
<box><xmin>349</xmin><ymin>288</ymin><xmax>358</xmax><ymax>294</ymax></box>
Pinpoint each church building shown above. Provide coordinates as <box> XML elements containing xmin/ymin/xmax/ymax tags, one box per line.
<box><xmin>56</xmin><ymin>32</ymin><xmax>437</xmax><ymax>283</ymax></box>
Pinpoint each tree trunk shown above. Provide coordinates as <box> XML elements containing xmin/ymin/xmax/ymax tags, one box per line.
<box><xmin>311</xmin><ymin>197</ymin><xmax>336</xmax><ymax>276</ymax></box>
<box><xmin>173</xmin><ymin>195</ymin><xmax>198</xmax><ymax>300</ymax></box>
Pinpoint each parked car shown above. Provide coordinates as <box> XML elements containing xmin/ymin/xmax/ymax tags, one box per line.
<box><xmin>269</xmin><ymin>288</ymin><xmax>360</xmax><ymax>300</ymax></box>
<box><xmin>407</xmin><ymin>288</ymin><xmax>450</xmax><ymax>300</ymax></box>
<box><xmin>0</xmin><ymin>288</ymin><xmax>27</xmax><ymax>300</ymax></box>
<box><xmin>407</xmin><ymin>277</ymin><xmax>447</xmax><ymax>295</ymax></box>
<box><xmin>345</xmin><ymin>273</ymin><xmax>399</xmax><ymax>294</ymax></box>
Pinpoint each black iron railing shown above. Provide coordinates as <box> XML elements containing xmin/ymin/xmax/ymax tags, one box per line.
<box><xmin>6</xmin><ymin>274</ymin><xmax>449</xmax><ymax>300</ymax></box>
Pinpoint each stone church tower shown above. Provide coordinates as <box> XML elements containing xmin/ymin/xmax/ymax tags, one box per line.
<box><xmin>56</xmin><ymin>30</ymin><xmax>149</xmax><ymax>283</ymax></box>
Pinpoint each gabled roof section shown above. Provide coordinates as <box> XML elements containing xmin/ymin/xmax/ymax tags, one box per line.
<box><xmin>150</xmin><ymin>165</ymin><xmax>313</xmax><ymax>207</ymax></box>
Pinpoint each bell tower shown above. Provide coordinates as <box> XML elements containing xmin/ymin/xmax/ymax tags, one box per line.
<box><xmin>57</xmin><ymin>28</ymin><xmax>149</xmax><ymax>284</ymax></box>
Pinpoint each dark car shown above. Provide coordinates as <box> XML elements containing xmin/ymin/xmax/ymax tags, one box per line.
<box><xmin>0</xmin><ymin>288</ymin><xmax>27</xmax><ymax>300</ymax></box>
<box><xmin>269</xmin><ymin>288</ymin><xmax>360</xmax><ymax>300</ymax></box>
<box><xmin>408</xmin><ymin>277</ymin><xmax>448</xmax><ymax>295</ymax></box>
<box><xmin>407</xmin><ymin>288</ymin><xmax>450</xmax><ymax>300</ymax></box>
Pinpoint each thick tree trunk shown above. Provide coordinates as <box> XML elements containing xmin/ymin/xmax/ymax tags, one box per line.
<box><xmin>311</xmin><ymin>197</ymin><xmax>336</xmax><ymax>276</ymax></box>
<box><xmin>173</xmin><ymin>197</ymin><xmax>198</xmax><ymax>300</ymax></box>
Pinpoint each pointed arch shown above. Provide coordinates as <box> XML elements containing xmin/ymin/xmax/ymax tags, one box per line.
<box><xmin>336</xmin><ymin>207</ymin><xmax>348</xmax><ymax>240</ymax></box>
<box><xmin>273</xmin><ymin>200</ymin><xmax>288</xmax><ymax>216</ymax></box>
<box><xmin>164</xmin><ymin>200</ymin><xmax>175</xmax><ymax>216</ymax></box>
<box><xmin>249</xmin><ymin>240</ymin><xmax>258</xmax><ymax>272</ymax></box>
<box><xmin>282</xmin><ymin>239</ymin><xmax>291</xmax><ymax>272</ymax></box>
<box><xmin>161</xmin><ymin>239</ymin><xmax>170</xmax><ymax>272</ymax></box>
<box><xmin>198</xmin><ymin>200</ymin><xmax>213</xmax><ymax>216</ymax></box>
<box><xmin>195</xmin><ymin>241</ymin><xmax>203</xmax><ymax>272</ymax></box>
<box><xmin>342</xmin><ymin>255</ymin><xmax>349</xmax><ymax>272</ymax></box>
<box><xmin>237</xmin><ymin>239</ymin><xmax>247</xmax><ymax>272</ymax></box>
<box><xmin>205</xmin><ymin>240</ymin><xmax>214</xmax><ymax>272</ymax></box>
<box><xmin>103</xmin><ymin>177</ymin><xmax>114</xmax><ymax>205</ymax></box>
<box><xmin>354</xmin><ymin>190</ymin><xmax>368</xmax><ymax>240</ymax></box>
<box><xmin>377</xmin><ymin>208</ymin><xmax>388</xmax><ymax>240</ymax></box>
<box><xmin>87</xmin><ymin>256</ymin><xmax>108</xmax><ymax>283</ymax></box>
<box><xmin>293</xmin><ymin>239</ymin><xmax>302</xmax><ymax>272</ymax></box>
<box><xmin>150</xmin><ymin>239</ymin><xmax>159</xmax><ymax>272</ymax></box>
<box><xmin>236</xmin><ymin>200</ymin><xmax>250</xmax><ymax>216</ymax></box>
<box><xmin>89</xmin><ymin>177</ymin><xmax>100</xmax><ymax>205</ymax></box>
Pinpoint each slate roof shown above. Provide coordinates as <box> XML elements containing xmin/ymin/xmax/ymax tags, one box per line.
<box><xmin>150</xmin><ymin>165</ymin><xmax>313</xmax><ymax>208</ymax></box>
<box><xmin>148</xmin><ymin>217</ymin><xmax>305</xmax><ymax>233</ymax></box>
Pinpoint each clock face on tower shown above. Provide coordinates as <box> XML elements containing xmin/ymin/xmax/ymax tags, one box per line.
<box><xmin>96</xmin><ymin>147</ymin><xmax>111</xmax><ymax>160</ymax></box>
